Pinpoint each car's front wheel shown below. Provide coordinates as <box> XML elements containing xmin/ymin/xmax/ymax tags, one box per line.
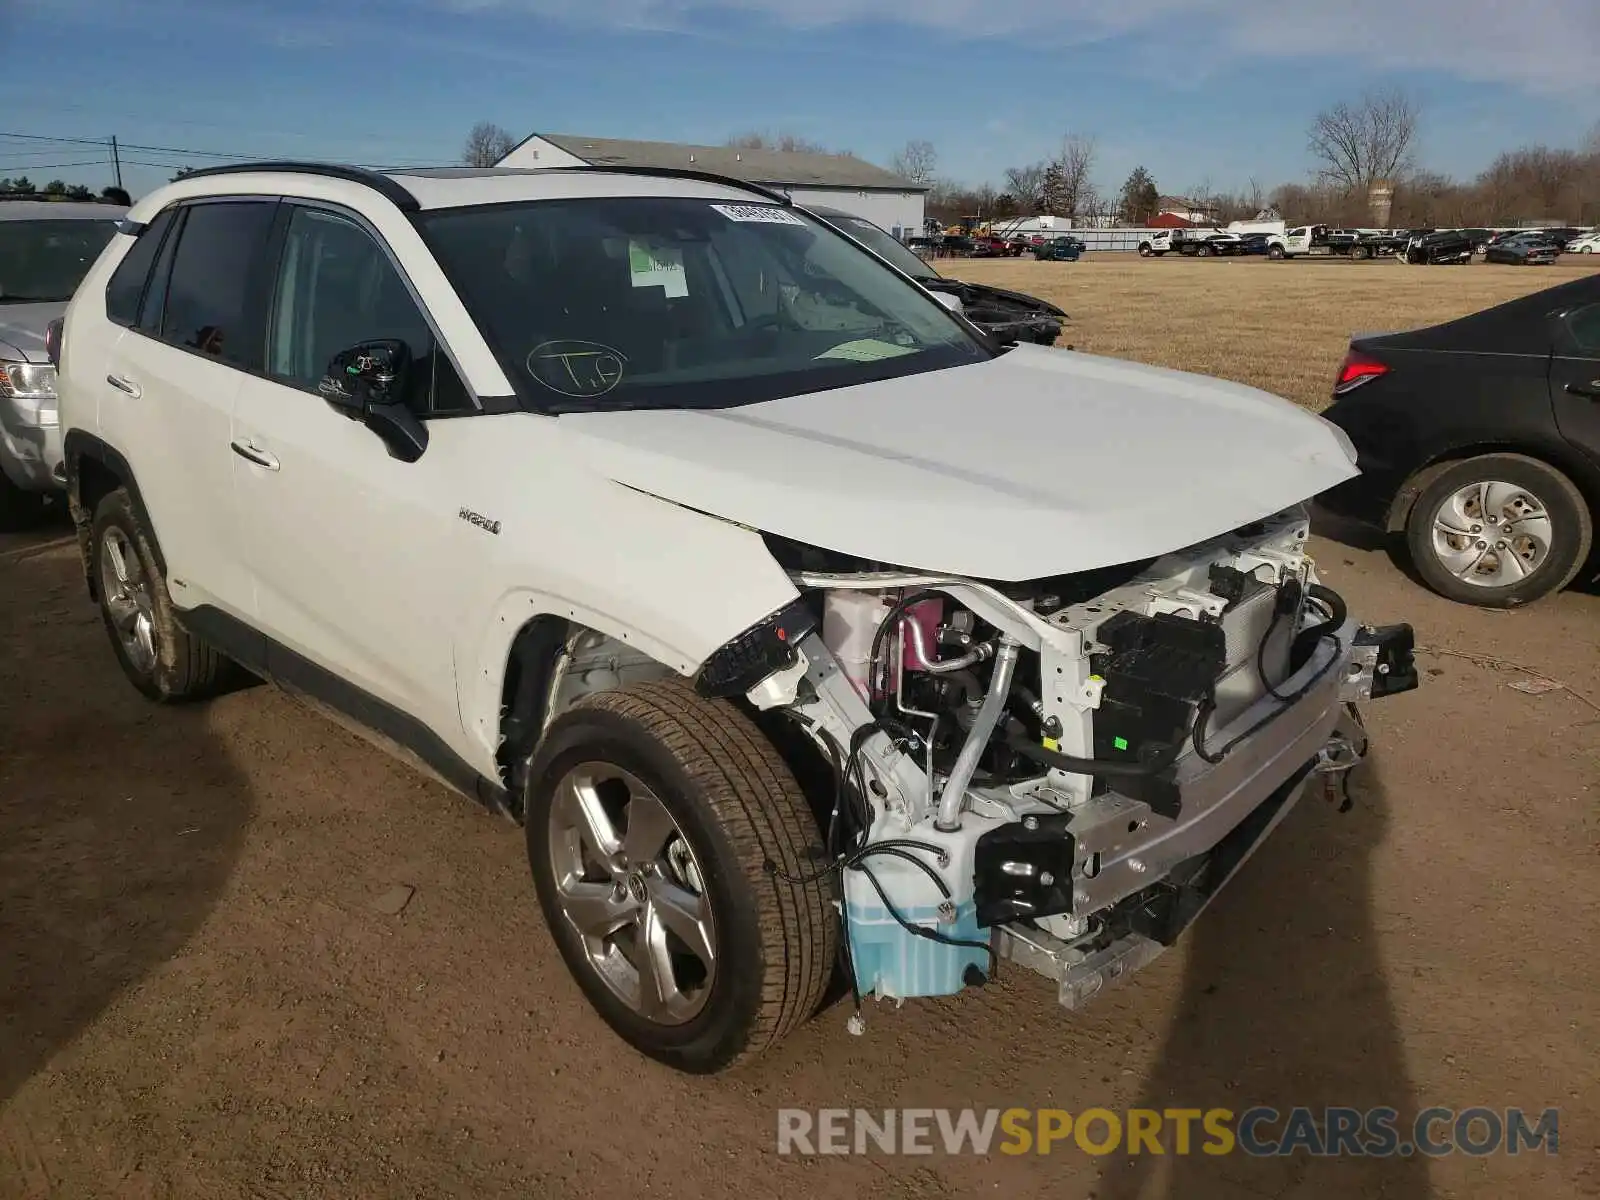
<box><xmin>1405</xmin><ymin>454</ymin><xmax>1593</xmax><ymax>608</ymax></box>
<box><xmin>525</xmin><ymin>679</ymin><xmax>836</xmax><ymax>1073</ymax></box>
<box><xmin>91</xmin><ymin>487</ymin><xmax>230</xmax><ymax>700</ymax></box>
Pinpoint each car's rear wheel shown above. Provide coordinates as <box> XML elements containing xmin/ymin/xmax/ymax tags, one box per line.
<box><xmin>1405</xmin><ymin>454</ymin><xmax>1592</xmax><ymax>608</ymax></box>
<box><xmin>1138</xmin><ymin>243</ymin><xmax>1153</xmax><ymax>257</ymax></box>
<box><xmin>0</xmin><ymin>473</ymin><xmax>50</xmax><ymax>532</ymax></box>
<box><xmin>91</xmin><ymin>487</ymin><xmax>230</xmax><ymax>700</ymax></box>
<box><xmin>1196</xmin><ymin>244</ymin><xmax>1213</xmax><ymax>257</ymax></box>
<box><xmin>1268</xmin><ymin>245</ymin><xmax>1285</xmax><ymax>260</ymax></box>
<box><xmin>1352</xmin><ymin>245</ymin><xmax>1371</xmax><ymax>261</ymax></box>
<box><xmin>525</xmin><ymin>679</ymin><xmax>836</xmax><ymax>1074</ymax></box>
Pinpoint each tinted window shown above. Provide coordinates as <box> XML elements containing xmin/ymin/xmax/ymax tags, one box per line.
<box><xmin>0</xmin><ymin>218</ymin><xmax>118</xmax><ymax>305</ymax></box>
<box><xmin>266</xmin><ymin>206</ymin><xmax>472</xmax><ymax>416</ymax></box>
<box><xmin>137</xmin><ymin>209</ymin><xmax>184</xmax><ymax>334</ymax></box>
<box><xmin>104</xmin><ymin>209</ymin><xmax>176</xmax><ymax>326</ymax></box>
<box><xmin>419</xmin><ymin>196</ymin><xmax>987</xmax><ymax>414</ymax></box>
<box><xmin>1567</xmin><ymin>305</ymin><xmax>1600</xmax><ymax>355</ymax></box>
<box><xmin>161</xmin><ymin>200</ymin><xmax>277</xmax><ymax>368</ymax></box>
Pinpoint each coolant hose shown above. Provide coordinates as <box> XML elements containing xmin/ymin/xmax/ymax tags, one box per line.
<box><xmin>935</xmin><ymin>636</ymin><xmax>1020</xmax><ymax>831</ymax></box>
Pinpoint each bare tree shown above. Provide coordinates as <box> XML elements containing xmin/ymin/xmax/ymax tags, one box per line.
<box><xmin>1003</xmin><ymin>163</ymin><xmax>1047</xmax><ymax>212</ymax></box>
<box><xmin>462</xmin><ymin>121</ymin><xmax>516</xmax><ymax>168</ymax></box>
<box><xmin>1308</xmin><ymin>88</ymin><xmax>1420</xmax><ymax>194</ymax></box>
<box><xmin>727</xmin><ymin>131</ymin><xmax>829</xmax><ymax>154</ymax></box>
<box><xmin>1053</xmin><ymin>134</ymin><xmax>1097</xmax><ymax>217</ymax></box>
<box><xmin>1246</xmin><ymin>176</ymin><xmax>1265</xmax><ymax>213</ymax></box>
<box><xmin>890</xmin><ymin>139</ymin><xmax>937</xmax><ymax>184</ymax></box>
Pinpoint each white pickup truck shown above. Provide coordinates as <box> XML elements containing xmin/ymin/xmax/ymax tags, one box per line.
<box><xmin>1137</xmin><ymin>229</ymin><xmax>1243</xmax><ymax>258</ymax></box>
<box><xmin>1266</xmin><ymin>225</ymin><xmax>1407</xmax><ymax>261</ymax></box>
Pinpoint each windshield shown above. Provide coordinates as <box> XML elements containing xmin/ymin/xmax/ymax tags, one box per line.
<box><xmin>822</xmin><ymin>212</ymin><xmax>941</xmax><ymax>280</ymax></box>
<box><xmin>418</xmin><ymin>196</ymin><xmax>987</xmax><ymax>413</ymax></box>
<box><xmin>0</xmin><ymin>219</ymin><xmax>118</xmax><ymax>304</ymax></box>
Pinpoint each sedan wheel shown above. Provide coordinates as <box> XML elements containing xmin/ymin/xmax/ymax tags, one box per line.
<box><xmin>1406</xmin><ymin>454</ymin><xmax>1592</xmax><ymax>607</ymax></box>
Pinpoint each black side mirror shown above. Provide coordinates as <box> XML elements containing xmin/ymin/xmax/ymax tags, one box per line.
<box><xmin>318</xmin><ymin>340</ymin><xmax>428</xmax><ymax>464</ymax></box>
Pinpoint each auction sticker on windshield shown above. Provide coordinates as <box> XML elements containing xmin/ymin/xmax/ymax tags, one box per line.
<box><xmin>711</xmin><ymin>203</ymin><xmax>807</xmax><ymax>226</ymax></box>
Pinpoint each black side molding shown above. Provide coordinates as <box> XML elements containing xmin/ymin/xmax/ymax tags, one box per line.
<box><xmin>179</xmin><ymin>605</ymin><xmax>513</xmax><ymax>819</ymax></box>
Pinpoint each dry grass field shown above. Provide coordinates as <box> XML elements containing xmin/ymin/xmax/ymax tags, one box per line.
<box><xmin>952</xmin><ymin>253</ymin><xmax>1600</xmax><ymax>410</ymax></box>
<box><xmin>2</xmin><ymin>252</ymin><xmax>1598</xmax><ymax>1200</ymax></box>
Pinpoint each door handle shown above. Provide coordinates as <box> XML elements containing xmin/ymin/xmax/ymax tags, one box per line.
<box><xmin>1565</xmin><ymin>380</ymin><xmax>1600</xmax><ymax>399</ymax></box>
<box><xmin>105</xmin><ymin>373</ymin><xmax>141</xmax><ymax>398</ymax></box>
<box><xmin>229</xmin><ymin>439</ymin><xmax>280</xmax><ymax>471</ymax></box>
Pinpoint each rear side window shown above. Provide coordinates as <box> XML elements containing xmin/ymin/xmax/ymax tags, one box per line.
<box><xmin>161</xmin><ymin>200</ymin><xmax>277</xmax><ymax>369</ymax></box>
<box><xmin>1567</xmin><ymin>304</ymin><xmax>1600</xmax><ymax>355</ymax></box>
<box><xmin>104</xmin><ymin>209</ymin><xmax>176</xmax><ymax>327</ymax></box>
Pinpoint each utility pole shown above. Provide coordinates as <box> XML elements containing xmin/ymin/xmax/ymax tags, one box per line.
<box><xmin>110</xmin><ymin>135</ymin><xmax>123</xmax><ymax>190</ymax></box>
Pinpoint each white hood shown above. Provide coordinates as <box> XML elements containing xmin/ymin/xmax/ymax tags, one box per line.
<box><xmin>559</xmin><ymin>344</ymin><xmax>1360</xmax><ymax>581</ymax></box>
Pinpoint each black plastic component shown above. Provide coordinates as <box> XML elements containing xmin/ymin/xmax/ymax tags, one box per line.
<box><xmin>1206</xmin><ymin>562</ymin><xmax>1251</xmax><ymax>607</ymax></box>
<box><xmin>164</xmin><ymin>161</ymin><xmax>422</xmax><ymax>212</ymax></box>
<box><xmin>972</xmin><ymin>812</ymin><xmax>1079</xmax><ymax>927</ymax></box>
<box><xmin>1089</xmin><ymin>610</ymin><xmax>1227</xmax><ymax>818</ymax></box>
<box><xmin>1356</xmin><ymin>622</ymin><xmax>1419</xmax><ymax>698</ymax></box>
<box><xmin>693</xmin><ymin>598</ymin><xmax>817</xmax><ymax>699</ymax></box>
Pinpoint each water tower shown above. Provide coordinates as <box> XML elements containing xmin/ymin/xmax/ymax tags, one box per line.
<box><xmin>1369</xmin><ymin>179</ymin><xmax>1395</xmax><ymax>228</ymax></box>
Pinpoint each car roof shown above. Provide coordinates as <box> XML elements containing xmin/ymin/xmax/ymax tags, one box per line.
<box><xmin>124</xmin><ymin>162</ymin><xmax>796</xmax><ymax>223</ymax></box>
<box><xmin>0</xmin><ymin>199</ymin><xmax>128</xmax><ymax>221</ymax></box>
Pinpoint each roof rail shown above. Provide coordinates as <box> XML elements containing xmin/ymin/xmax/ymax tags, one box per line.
<box><xmin>165</xmin><ymin>161</ymin><xmax>420</xmax><ymax>212</ymax></box>
<box><xmin>563</xmin><ymin>165</ymin><xmax>793</xmax><ymax>205</ymax></box>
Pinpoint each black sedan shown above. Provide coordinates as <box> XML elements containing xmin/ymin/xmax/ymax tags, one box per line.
<box><xmin>1485</xmin><ymin>231</ymin><xmax>1562</xmax><ymax>265</ymax></box>
<box><xmin>808</xmin><ymin>206</ymin><xmax>1067</xmax><ymax>346</ymax></box>
<box><xmin>1318</xmin><ymin>273</ymin><xmax>1600</xmax><ymax>606</ymax></box>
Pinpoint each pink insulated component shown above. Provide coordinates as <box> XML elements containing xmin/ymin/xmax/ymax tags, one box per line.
<box><xmin>900</xmin><ymin>598</ymin><xmax>945</xmax><ymax>671</ymax></box>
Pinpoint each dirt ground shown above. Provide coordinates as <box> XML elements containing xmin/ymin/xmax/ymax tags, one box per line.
<box><xmin>3</xmin><ymin>256</ymin><xmax>1598</xmax><ymax>1200</ymax></box>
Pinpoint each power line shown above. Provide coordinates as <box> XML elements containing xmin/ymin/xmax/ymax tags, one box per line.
<box><xmin>0</xmin><ymin>160</ymin><xmax>107</xmax><ymax>172</ymax></box>
<box><xmin>0</xmin><ymin>130</ymin><xmax>447</xmax><ymax>169</ymax></box>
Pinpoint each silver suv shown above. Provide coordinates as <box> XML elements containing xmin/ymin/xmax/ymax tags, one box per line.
<box><xmin>1</xmin><ymin>197</ymin><xmax>125</xmax><ymax>528</ymax></box>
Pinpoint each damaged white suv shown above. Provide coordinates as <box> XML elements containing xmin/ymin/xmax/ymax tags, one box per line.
<box><xmin>55</xmin><ymin>163</ymin><xmax>1418</xmax><ymax>1073</ymax></box>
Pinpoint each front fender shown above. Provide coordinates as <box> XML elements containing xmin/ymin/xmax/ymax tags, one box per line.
<box><xmin>454</xmin><ymin>487</ymin><xmax>800</xmax><ymax>770</ymax></box>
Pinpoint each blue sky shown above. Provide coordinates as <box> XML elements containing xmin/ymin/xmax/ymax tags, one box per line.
<box><xmin>3</xmin><ymin>0</ymin><xmax>1596</xmax><ymax>201</ymax></box>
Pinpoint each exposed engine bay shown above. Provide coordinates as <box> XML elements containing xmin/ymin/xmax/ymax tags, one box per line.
<box><xmin>701</xmin><ymin>504</ymin><xmax>1418</xmax><ymax>1014</ymax></box>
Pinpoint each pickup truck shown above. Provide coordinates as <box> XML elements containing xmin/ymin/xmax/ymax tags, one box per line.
<box><xmin>1266</xmin><ymin>225</ymin><xmax>1407</xmax><ymax>261</ymax></box>
<box><xmin>1137</xmin><ymin>229</ymin><xmax>1243</xmax><ymax>258</ymax></box>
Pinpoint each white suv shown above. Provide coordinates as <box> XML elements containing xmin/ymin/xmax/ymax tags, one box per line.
<box><xmin>57</xmin><ymin>163</ymin><xmax>1418</xmax><ymax>1073</ymax></box>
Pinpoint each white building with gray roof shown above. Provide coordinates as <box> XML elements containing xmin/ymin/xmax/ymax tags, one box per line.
<box><xmin>497</xmin><ymin>132</ymin><xmax>929</xmax><ymax>238</ymax></box>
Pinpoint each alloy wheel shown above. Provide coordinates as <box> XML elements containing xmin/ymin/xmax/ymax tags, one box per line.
<box><xmin>100</xmin><ymin>527</ymin><xmax>157</xmax><ymax>675</ymax></box>
<box><xmin>546</xmin><ymin>763</ymin><xmax>716</xmax><ymax>1025</ymax></box>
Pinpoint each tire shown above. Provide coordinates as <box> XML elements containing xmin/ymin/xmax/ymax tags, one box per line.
<box><xmin>1352</xmin><ymin>245</ymin><xmax>1371</xmax><ymax>261</ymax></box>
<box><xmin>1267</xmin><ymin>245</ymin><xmax>1285</xmax><ymax>260</ymax></box>
<box><xmin>0</xmin><ymin>472</ymin><xmax>50</xmax><ymax>532</ymax></box>
<box><xmin>525</xmin><ymin>678</ymin><xmax>836</xmax><ymax>1074</ymax></box>
<box><xmin>1404</xmin><ymin>454</ymin><xmax>1593</xmax><ymax>608</ymax></box>
<box><xmin>1582</xmin><ymin>246</ymin><xmax>1593</xmax><ymax>254</ymax></box>
<box><xmin>91</xmin><ymin>487</ymin><xmax>230</xmax><ymax>701</ymax></box>
<box><xmin>1195</xmin><ymin>244</ymin><xmax>1213</xmax><ymax>257</ymax></box>
<box><xmin>1138</xmin><ymin>243</ymin><xmax>1152</xmax><ymax>257</ymax></box>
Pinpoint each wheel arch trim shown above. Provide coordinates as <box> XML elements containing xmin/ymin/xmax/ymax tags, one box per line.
<box><xmin>62</xmin><ymin>430</ymin><xmax>165</xmax><ymax>599</ymax></box>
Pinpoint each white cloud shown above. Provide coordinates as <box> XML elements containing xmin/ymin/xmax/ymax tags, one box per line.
<box><xmin>438</xmin><ymin>0</ymin><xmax>1600</xmax><ymax>94</ymax></box>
